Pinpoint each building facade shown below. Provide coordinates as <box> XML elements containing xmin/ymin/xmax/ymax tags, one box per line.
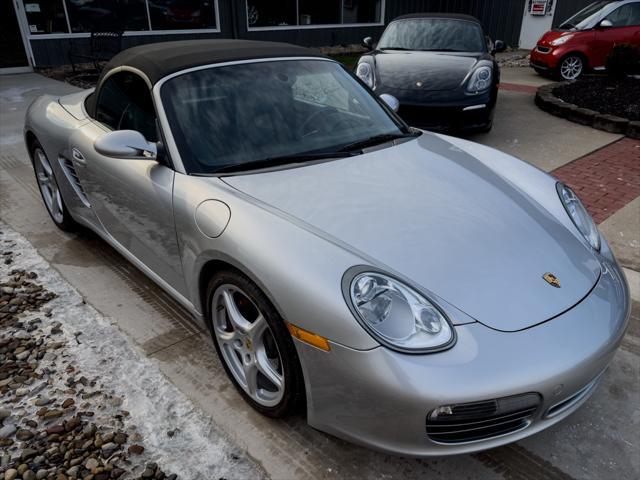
<box><xmin>2</xmin><ymin>0</ymin><xmax>591</xmax><ymax>71</ymax></box>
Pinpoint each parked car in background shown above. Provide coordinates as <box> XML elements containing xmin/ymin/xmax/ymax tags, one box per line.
<box><xmin>356</xmin><ymin>13</ymin><xmax>505</xmax><ymax>133</ymax></box>
<box><xmin>531</xmin><ymin>0</ymin><xmax>640</xmax><ymax>80</ymax></box>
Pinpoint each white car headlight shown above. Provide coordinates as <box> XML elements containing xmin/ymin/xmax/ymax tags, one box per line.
<box><xmin>348</xmin><ymin>271</ymin><xmax>455</xmax><ymax>353</ymax></box>
<box><xmin>557</xmin><ymin>183</ymin><xmax>601</xmax><ymax>251</ymax></box>
<box><xmin>550</xmin><ymin>34</ymin><xmax>573</xmax><ymax>46</ymax></box>
<box><xmin>466</xmin><ymin>66</ymin><xmax>492</xmax><ymax>93</ymax></box>
<box><xmin>356</xmin><ymin>62</ymin><xmax>375</xmax><ymax>89</ymax></box>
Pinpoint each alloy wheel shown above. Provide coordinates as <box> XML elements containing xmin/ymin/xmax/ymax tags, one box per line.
<box><xmin>34</xmin><ymin>148</ymin><xmax>64</xmax><ymax>224</ymax></box>
<box><xmin>212</xmin><ymin>284</ymin><xmax>285</xmax><ymax>407</ymax></box>
<box><xmin>560</xmin><ymin>56</ymin><xmax>583</xmax><ymax>81</ymax></box>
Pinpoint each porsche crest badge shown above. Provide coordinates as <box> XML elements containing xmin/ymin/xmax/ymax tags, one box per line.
<box><xmin>543</xmin><ymin>272</ymin><xmax>561</xmax><ymax>288</ymax></box>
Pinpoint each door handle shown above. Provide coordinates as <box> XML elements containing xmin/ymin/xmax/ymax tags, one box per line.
<box><xmin>72</xmin><ymin>148</ymin><xmax>86</xmax><ymax>165</ymax></box>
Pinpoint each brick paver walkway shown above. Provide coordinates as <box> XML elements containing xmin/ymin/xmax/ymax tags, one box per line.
<box><xmin>552</xmin><ymin>137</ymin><xmax>640</xmax><ymax>224</ymax></box>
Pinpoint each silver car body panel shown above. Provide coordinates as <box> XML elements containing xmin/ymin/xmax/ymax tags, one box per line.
<box><xmin>23</xmin><ymin>56</ymin><xmax>630</xmax><ymax>456</ymax></box>
<box><xmin>223</xmin><ymin>132</ymin><xmax>601</xmax><ymax>332</ymax></box>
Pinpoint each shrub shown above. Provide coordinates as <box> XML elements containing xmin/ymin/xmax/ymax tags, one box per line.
<box><xmin>606</xmin><ymin>44</ymin><xmax>640</xmax><ymax>78</ymax></box>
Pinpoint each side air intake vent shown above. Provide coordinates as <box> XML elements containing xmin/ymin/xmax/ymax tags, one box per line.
<box><xmin>59</xmin><ymin>156</ymin><xmax>90</xmax><ymax>207</ymax></box>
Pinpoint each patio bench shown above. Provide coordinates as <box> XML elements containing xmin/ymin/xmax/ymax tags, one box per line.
<box><xmin>68</xmin><ymin>31</ymin><xmax>123</xmax><ymax>72</ymax></box>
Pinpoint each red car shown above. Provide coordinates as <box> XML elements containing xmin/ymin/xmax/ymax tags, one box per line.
<box><xmin>531</xmin><ymin>0</ymin><xmax>640</xmax><ymax>80</ymax></box>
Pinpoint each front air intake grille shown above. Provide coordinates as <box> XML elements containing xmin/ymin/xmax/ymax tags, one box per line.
<box><xmin>536</xmin><ymin>46</ymin><xmax>551</xmax><ymax>53</ymax></box>
<box><xmin>426</xmin><ymin>393</ymin><xmax>541</xmax><ymax>444</ymax></box>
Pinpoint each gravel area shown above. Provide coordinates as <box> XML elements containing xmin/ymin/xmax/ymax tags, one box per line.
<box><xmin>553</xmin><ymin>77</ymin><xmax>640</xmax><ymax>121</ymax></box>
<box><xmin>496</xmin><ymin>50</ymin><xmax>530</xmax><ymax>68</ymax></box>
<box><xmin>0</xmin><ymin>224</ymin><xmax>263</xmax><ymax>480</ymax></box>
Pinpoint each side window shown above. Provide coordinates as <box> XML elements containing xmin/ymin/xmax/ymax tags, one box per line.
<box><xmin>95</xmin><ymin>72</ymin><xmax>157</xmax><ymax>142</ymax></box>
<box><xmin>605</xmin><ymin>4</ymin><xmax>638</xmax><ymax>27</ymax></box>
<box><xmin>628</xmin><ymin>3</ymin><xmax>640</xmax><ymax>25</ymax></box>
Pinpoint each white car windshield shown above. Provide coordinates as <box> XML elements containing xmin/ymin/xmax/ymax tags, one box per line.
<box><xmin>378</xmin><ymin>18</ymin><xmax>486</xmax><ymax>52</ymax></box>
<box><xmin>160</xmin><ymin>59</ymin><xmax>411</xmax><ymax>174</ymax></box>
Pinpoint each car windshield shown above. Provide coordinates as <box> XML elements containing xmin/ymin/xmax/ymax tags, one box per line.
<box><xmin>378</xmin><ymin>18</ymin><xmax>486</xmax><ymax>52</ymax></box>
<box><xmin>160</xmin><ymin>59</ymin><xmax>409</xmax><ymax>174</ymax></box>
<box><xmin>559</xmin><ymin>1</ymin><xmax>612</xmax><ymax>29</ymax></box>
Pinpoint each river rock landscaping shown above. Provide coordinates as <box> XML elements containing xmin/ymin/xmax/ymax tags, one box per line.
<box><xmin>0</xmin><ymin>224</ymin><xmax>263</xmax><ymax>480</ymax></box>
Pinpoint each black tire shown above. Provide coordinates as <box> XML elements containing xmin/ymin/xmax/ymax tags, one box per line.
<box><xmin>556</xmin><ymin>53</ymin><xmax>585</xmax><ymax>81</ymax></box>
<box><xmin>206</xmin><ymin>269</ymin><xmax>305</xmax><ymax>418</ymax></box>
<box><xmin>30</xmin><ymin>139</ymin><xmax>78</xmax><ymax>232</ymax></box>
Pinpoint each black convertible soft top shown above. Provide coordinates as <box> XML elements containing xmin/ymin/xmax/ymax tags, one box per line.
<box><xmin>99</xmin><ymin>39</ymin><xmax>326</xmax><ymax>86</ymax></box>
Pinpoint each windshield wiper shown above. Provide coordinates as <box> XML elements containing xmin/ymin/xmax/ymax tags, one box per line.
<box><xmin>212</xmin><ymin>151</ymin><xmax>356</xmax><ymax>174</ymax></box>
<box><xmin>379</xmin><ymin>46</ymin><xmax>412</xmax><ymax>51</ymax></box>
<box><xmin>337</xmin><ymin>132</ymin><xmax>419</xmax><ymax>153</ymax></box>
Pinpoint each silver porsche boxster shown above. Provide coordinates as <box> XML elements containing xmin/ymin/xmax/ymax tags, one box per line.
<box><xmin>24</xmin><ymin>40</ymin><xmax>630</xmax><ymax>456</ymax></box>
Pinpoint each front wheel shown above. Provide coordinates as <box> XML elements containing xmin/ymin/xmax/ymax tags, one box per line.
<box><xmin>31</xmin><ymin>141</ymin><xmax>77</xmax><ymax>232</ymax></box>
<box><xmin>207</xmin><ymin>270</ymin><xmax>304</xmax><ymax>417</ymax></box>
<box><xmin>558</xmin><ymin>55</ymin><xmax>584</xmax><ymax>81</ymax></box>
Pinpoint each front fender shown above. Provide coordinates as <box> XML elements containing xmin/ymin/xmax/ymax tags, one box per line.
<box><xmin>172</xmin><ymin>173</ymin><xmax>379</xmax><ymax>351</ymax></box>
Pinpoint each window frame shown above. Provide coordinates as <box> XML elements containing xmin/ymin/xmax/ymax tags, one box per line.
<box><xmin>23</xmin><ymin>0</ymin><xmax>221</xmax><ymax>40</ymax></box>
<box><xmin>93</xmin><ymin>67</ymin><xmax>157</xmax><ymax>138</ymax></box>
<box><xmin>245</xmin><ymin>0</ymin><xmax>385</xmax><ymax>31</ymax></box>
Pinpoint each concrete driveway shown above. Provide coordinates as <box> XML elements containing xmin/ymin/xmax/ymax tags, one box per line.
<box><xmin>1</xmin><ymin>70</ymin><xmax>638</xmax><ymax>480</ymax></box>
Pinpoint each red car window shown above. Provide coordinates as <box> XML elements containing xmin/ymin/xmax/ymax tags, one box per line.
<box><xmin>605</xmin><ymin>3</ymin><xmax>640</xmax><ymax>27</ymax></box>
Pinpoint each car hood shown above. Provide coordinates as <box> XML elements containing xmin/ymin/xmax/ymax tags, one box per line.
<box><xmin>222</xmin><ymin>134</ymin><xmax>601</xmax><ymax>332</ymax></box>
<box><xmin>372</xmin><ymin>51</ymin><xmax>482</xmax><ymax>91</ymax></box>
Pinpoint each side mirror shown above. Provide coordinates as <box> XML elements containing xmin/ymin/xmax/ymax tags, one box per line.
<box><xmin>492</xmin><ymin>40</ymin><xmax>506</xmax><ymax>54</ymax></box>
<box><xmin>362</xmin><ymin>36</ymin><xmax>373</xmax><ymax>49</ymax></box>
<box><xmin>598</xmin><ymin>19</ymin><xmax>613</xmax><ymax>28</ymax></box>
<box><xmin>94</xmin><ymin>130</ymin><xmax>157</xmax><ymax>160</ymax></box>
<box><xmin>379</xmin><ymin>93</ymin><xmax>399</xmax><ymax>112</ymax></box>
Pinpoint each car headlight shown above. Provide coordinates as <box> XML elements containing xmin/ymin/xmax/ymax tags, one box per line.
<box><xmin>557</xmin><ymin>183</ymin><xmax>600</xmax><ymax>251</ymax></box>
<box><xmin>356</xmin><ymin>62</ymin><xmax>375</xmax><ymax>89</ymax></box>
<box><xmin>466</xmin><ymin>66</ymin><xmax>492</xmax><ymax>93</ymax></box>
<box><xmin>550</xmin><ymin>34</ymin><xmax>573</xmax><ymax>46</ymax></box>
<box><xmin>347</xmin><ymin>271</ymin><xmax>455</xmax><ymax>353</ymax></box>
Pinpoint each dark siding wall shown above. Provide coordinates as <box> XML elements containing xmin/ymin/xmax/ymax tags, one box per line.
<box><xmin>31</xmin><ymin>0</ymin><xmax>527</xmax><ymax>67</ymax></box>
<box><xmin>553</xmin><ymin>0</ymin><xmax>595</xmax><ymax>27</ymax></box>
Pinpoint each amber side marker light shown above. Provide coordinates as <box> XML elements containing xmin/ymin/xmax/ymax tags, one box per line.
<box><xmin>287</xmin><ymin>322</ymin><xmax>331</xmax><ymax>352</ymax></box>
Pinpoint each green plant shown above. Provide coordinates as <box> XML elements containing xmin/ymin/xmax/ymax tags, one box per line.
<box><xmin>606</xmin><ymin>44</ymin><xmax>640</xmax><ymax>78</ymax></box>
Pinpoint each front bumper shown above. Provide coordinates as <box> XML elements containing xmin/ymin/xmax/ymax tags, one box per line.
<box><xmin>295</xmin><ymin>253</ymin><xmax>630</xmax><ymax>456</ymax></box>
<box><xmin>379</xmin><ymin>89</ymin><xmax>496</xmax><ymax>132</ymax></box>
<box><xmin>530</xmin><ymin>45</ymin><xmax>564</xmax><ymax>72</ymax></box>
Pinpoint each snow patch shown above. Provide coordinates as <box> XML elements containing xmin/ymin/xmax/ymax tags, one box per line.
<box><xmin>0</xmin><ymin>223</ymin><xmax>264</xmax><ymax>479</ymax></box>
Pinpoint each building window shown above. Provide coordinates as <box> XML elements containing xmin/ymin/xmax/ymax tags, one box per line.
<box><xmin>247</xmin><ymin>0</ymin><xmax>383</xmax><ymax>29</ymax></box>
<box><xmin>149</xmin><ymin>0</ymin><xmax>218</xmax><ymax>30</ymax></box>
<box><xmin>22</xmin><ymin>0</ymin><xmax>69</xmax><ymax>34</ymax></box>
<box><xmin>64</xmin><ymin>0</ymin><xmax>149</xmax><ymax>33</ymax></box>
<box><xmin>342</xmin><ymin>0</ymin><xmax>381</xmax><ymax>24</ymax></box>
<box><xmin>298</xmin><ymin>0</ymin><xmax>341</xmax><ymax>25</ymax></box>
<box><xmin>22</xmin><ymin>0</ymin><xmax>219</xmax><ymax>36</ymax></box>
<box><xmin>247</xmin><ymin>0</ymin><xmax>296</xmax><ymax>27</ymax></box>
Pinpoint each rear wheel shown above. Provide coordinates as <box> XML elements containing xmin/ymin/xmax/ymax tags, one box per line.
<box><xmin>206</xmin><ymin>270</ymin><xmax>304</xmax><ymax>417</ymax></box>
<box><xmin>558</xmin><ymin>54</ymin><xmax>584</xmax><ymax>81</ymax></box>
<box><xmin>31</xmin><ymin>141</ymin><xmax>77</xmax><ymax>231</ymax></box>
